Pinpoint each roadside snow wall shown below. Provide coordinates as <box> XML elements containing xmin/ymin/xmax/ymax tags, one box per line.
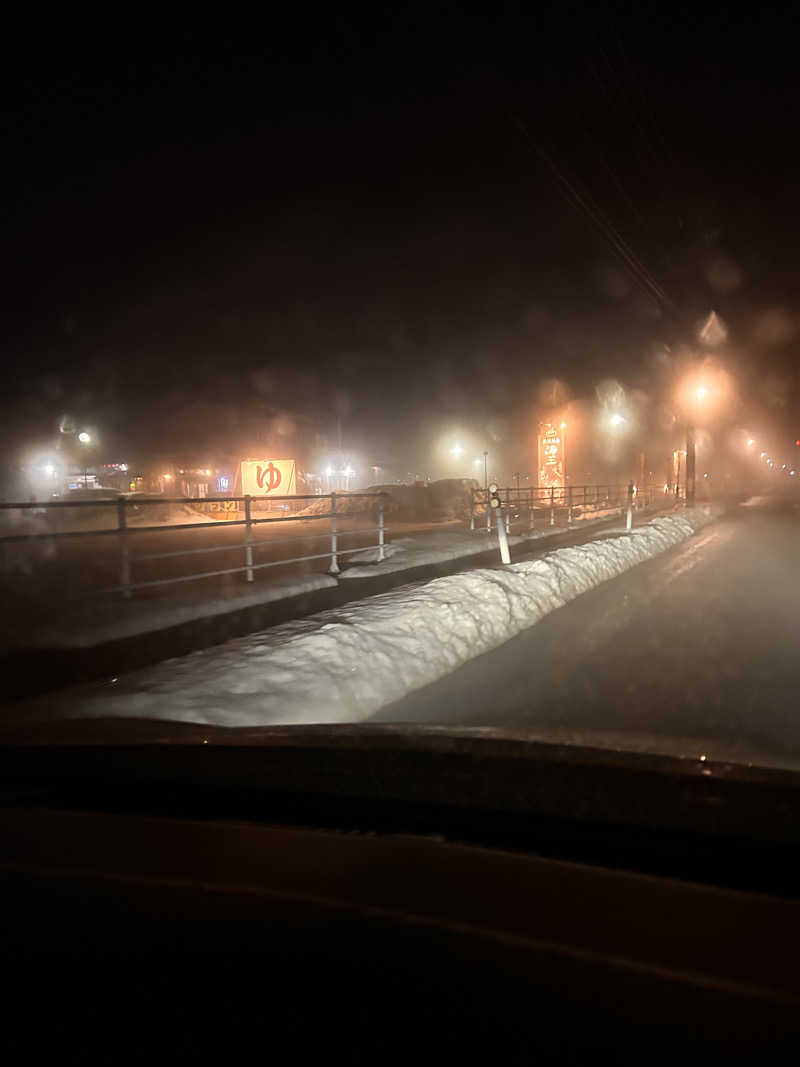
<box><xmin>33</xmin><ymin>507</ymin><xmax>716</xmax><ymax>727</ymax></box>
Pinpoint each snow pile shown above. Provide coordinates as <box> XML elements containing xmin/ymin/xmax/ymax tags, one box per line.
<box><xmin>24</xmin><ymin>507</ymin><xmax>716</xmax><ymax>728</ymax></box>
<box><xmin>294</xmin><ymin>480</ymin><xmax>477</xmax><ymax>523</ymax></box>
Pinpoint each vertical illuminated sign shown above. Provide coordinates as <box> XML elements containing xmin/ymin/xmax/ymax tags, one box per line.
<box><xmin>538</xmin><ymin>423</ymin><xmax>564</xmax><ymax>488</ymax></box>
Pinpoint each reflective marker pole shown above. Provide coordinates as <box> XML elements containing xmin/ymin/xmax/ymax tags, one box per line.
<box><xmin>244</xmin><ymin>494</ymin><xmax>254</xmax><ymax>581</ymax></box>
<box><xmin>550</xmin><ymin>485</ymin><xmax>555</xmax><ymax>526</ymax></box>
<box><xmin>470</xmin><ymin>489</ymin><xmax>475</xmax><ymax>531</ymax></box>
<box><xmin>496</xmin><ymin>504</ymin><xmax>511</xmax><ymax>564</ymax></box>
<box><xmin>626</xmin><ymin>481</ymin><xmax>634</xmax><ymax>531</ymax></box>
<box><xmin>329</xmin><ymin>491</ymin><xmax>340</xmax><ymax>575</ymax></box>
<box><xmin>378</xmin><ymin>493</ymin><xmax>385</xmax><ymax>561</ymax></box>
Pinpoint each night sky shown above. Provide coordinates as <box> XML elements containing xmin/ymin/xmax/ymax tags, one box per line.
<box><xmin>4</xmin><ymin>7</ymin><xmax>800</xmax><ymax>476</ymax></box>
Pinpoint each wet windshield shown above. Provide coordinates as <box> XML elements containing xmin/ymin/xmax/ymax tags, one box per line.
<box><xmin>3</xmin><ymin>12</ymin><xmax>800</xmax><ymax>775</ymax></box>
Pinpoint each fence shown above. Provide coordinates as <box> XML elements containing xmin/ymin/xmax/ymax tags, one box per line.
<box><xmin>469</xmin><ymin>483</ymin><xmax>671</xmax><ymax>533</ymax></box>
<box><xmin>0</xmin><ymin>492</ymin><xmax>387</xmax><ymax>598</ymax></box>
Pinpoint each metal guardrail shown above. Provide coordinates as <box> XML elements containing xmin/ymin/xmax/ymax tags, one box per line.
<box><xmin>0</xmin><ymin>492</ymin><xmax>387</xmax><ymax>597</ymax></box>
<box><xmin>469</xmin><ymin>483</ymin><xmax>673</xmax><ymax>533</ymax></box>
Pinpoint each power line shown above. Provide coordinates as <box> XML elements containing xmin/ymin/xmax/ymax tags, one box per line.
<box><xmin>510</xmin><ymin>113</ymin><xmax>687</xmax><ymax>329</ymax></box>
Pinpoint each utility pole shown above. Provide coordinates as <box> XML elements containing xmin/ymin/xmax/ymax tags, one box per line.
<box><xmin>686</xmin><ymin>423</ymin><xmax>696</xmax><ymax>506</ymax></box>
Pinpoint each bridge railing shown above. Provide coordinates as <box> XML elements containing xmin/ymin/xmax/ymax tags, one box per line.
<box><xmin>469</xmin><ymin>483</ymin><xmax>677</xmax><ymax>532</ymax></box>
<box><xmin>0</xmin><ymin>492</ymin><xmax>388</xmax><ymax>598</ymax></box>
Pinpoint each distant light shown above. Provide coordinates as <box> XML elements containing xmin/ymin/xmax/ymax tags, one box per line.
<box><xmin>761</xmin><ymin>452</ymin><xmax>767</xmax><ymax>459</ymax></box>
<box><xmin>703</xmin><ymin>472</ymin><xmax>709</xmax><ymax>478</ymax></box>
<box><xmin>204</xmin><ymin>469</ymin><xmax>211</xmax><ymax>476</ymax></box>
<box><xmin>78</xmin><ymin>431</ymin><xmax>91</xmax><ymax>444</ymax></box>
<box><xmin>747</xmin><ymin>439</ymin><xmax>754</xmax><ymax>447</ymax></box>
<box><xmin>42</xmin><ymin>464</ymin><xmax>55</xmax><ymax>477</ymax></box>
<box><xmin>344</xmin><ymin>467</ymin><xmax>355</xmax><ymax>477</ymax></box>
<box><xmin>325</xmin><ymin>466</ymin><xmax>333</xmax><ymax>477</ymax></box>
<box><xmin>782</xmin><ymin>464</ymin><xmax>787</xmax><ymax>470</ymax></box>
<box><xmin>474</xmin><ymin>458</ymin><xmax>482</xmax><ymax>467</ymax></box>
<box><xmin>163</xmin><ymin>473</ymin><xmax>172</xmax><ymax>480</ymax></box>
<box><xmin>796</xmin><ymin>440</ymin><xmax>800</xmax><ymax>447</ymax></box>
<box><xmin>791</xmin><ymin>470</ymin><xmax>797</xmax><ymax>476</ymax></box>
<box><xmin>450</xmin><ymin>443</ymin><xmax>464</xmax><ymax>457</ymax></box>
<box><xmin>560</xmin><ymin>421</ymin><xmax>567</xmax><ymax>429</ymax></box>
<box><xmin>696</xmin><ymin>386</ymin><xmax>708</xmax><ymax>401</ymax></box>
<box><xmin>119</xmin><ymin>463</ymin><xmax>128</xmax><ymax>472</ymax></box>
<box><xmin>609</xmin><ymin>413</ymin><xmax>624</xmax><ymax>427</ymax></box>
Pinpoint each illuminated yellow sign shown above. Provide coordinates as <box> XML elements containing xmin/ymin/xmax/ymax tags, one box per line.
<box><xmin>538</xmin><ymin>424</ymin><xmax>564</xmax><ymax>488</ymax></box>
<box><xmin>241</xmin><ymin>459</ymin><xmax>297</xmax><ymax>496</ymax></box>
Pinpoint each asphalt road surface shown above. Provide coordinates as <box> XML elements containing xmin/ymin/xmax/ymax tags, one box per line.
<box><xmin>375</xmin><ymin>493</ymin><xmax>800</xmax><ymax>771</ymax></box>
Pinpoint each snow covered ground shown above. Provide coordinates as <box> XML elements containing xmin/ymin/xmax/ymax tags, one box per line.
<box><xmin>341</xmin><ymin>506</ymin><xmax>627</xmax><ymax>578</ymax></box>
<box><xmin>17</xmin><ymin>507</ymin><xmax>717</xmax><ymax>726</ymax></box>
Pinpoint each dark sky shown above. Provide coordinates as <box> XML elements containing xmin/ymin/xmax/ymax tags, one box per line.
<box><xmin>4</xmin><ymin>6</ymin><xmax>800</xmax><ymax>468</ymax></box>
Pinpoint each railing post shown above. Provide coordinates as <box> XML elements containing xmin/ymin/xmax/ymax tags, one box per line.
<box><xmin>117</xmin><ymin>496</ymin><xmax>131</xmax><ymax>598</ymax></box>
<box><xmin>470</xmin><ymin>488</ymin><xmax>475</xmax><ymax>531</ymax></box>
<box><xmin>329</xmin><ymin>491</ymin><xmax>340</xmax><ymax>575</ymax></box>
<box><xmin>567</xmin><ymin>485</ymin><xmax>573</xmax><ymax>525</ymax></box>
<box><xmin>378</xmin><ymin>493</ymin><xmax>385</xmax><ymax>562</ymax></box>
<box><xmin>244</xmin><ymin>494</ymin><xmax>254</xmax><ymax>581</ymax></box>
<box><xmin>550</xmin><ymin>485</ymin><xmax>555</xmax><ymax>526</ymax></box>
<box><xmin>626</xmin><ymin>481</ymin><xmax>634</xmax><ymax>531</ymax></box>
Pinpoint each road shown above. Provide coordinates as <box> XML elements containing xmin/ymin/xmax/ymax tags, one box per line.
<box><xmin>375</xmin><ymin>493</ymin><xmax>800</xmax><ymax>770</ymax></box>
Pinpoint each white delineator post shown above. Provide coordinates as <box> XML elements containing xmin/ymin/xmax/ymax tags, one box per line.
<box><xmin>244</xmin><ymin>494</ymin><xmax>254</xmax><ymax>581</ymax></box>
<box><xmin>626</xmin><ymin>481</ymin><xmax>634</xmax><ymax>531</ymax></box>
<box><xmin>329</xmin><ymin>491</ymin><xmax>340</xmax><ymax>575</ymax></box>
<box><xmin>489</xmin><ymin>484</ymin><xmax>511</xmax><ymax>565</ymax></box>
<box><xmin>496</xmin><ymin>505</ymin><xmax>511</xmax><ymax>564</ymax></box>
<box><xmin>378</xmin><ymin>493</ymin><xmax>385</xmax><ymax>562</ymax></box>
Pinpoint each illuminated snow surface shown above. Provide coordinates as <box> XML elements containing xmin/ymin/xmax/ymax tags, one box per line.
<box><xmin>25</xmin><ymin>508</ymin><xmax>716</xmax><ymax>726</ymax></box>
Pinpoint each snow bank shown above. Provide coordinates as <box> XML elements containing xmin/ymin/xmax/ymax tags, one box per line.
<box><xmin>24</xmin><ymin>507</ymin><xmax>716</xmax><ymax>727</ymax></box>
<box><xmin>340</xmin><ymin>506</ymin><xmax>629</xmax><ymax>577</ymax></box>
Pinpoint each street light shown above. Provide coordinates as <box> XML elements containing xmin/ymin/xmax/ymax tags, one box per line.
<box><xmin>78</xmin><ymin>430</ymin><xmax>93</xmax><ymax>487</ymax></box>
<box><xmin>560</xmin><ymin>421</ymin><xmax>568</xmax><ymax>487</ymax></box>
<box><xmin>450</xmin><ymin>443</ymin><xmax>464</xmax><ymax>458</ymax></box>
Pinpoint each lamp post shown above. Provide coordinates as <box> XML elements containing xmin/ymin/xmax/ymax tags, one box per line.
<box><xmin>78</xmin><ymin>431</ymin><xmax>92</xmax><ymax>488</ymax></box>
<box><xmin>686</xmin><ymin>386</ymin><xmax>708</xmax><ymax>507</ymax></box>
<box><xmin>560</xmin><ymin>421</ymin><xmax>567</xmax><ymax>488</ymax></box>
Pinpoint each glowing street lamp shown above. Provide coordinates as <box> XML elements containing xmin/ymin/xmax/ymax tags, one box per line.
<box><xmin>77</xmin><ymin>430</ymin><xmax>93</xmax><ymax>487</ymax></box>
<box><xmin>450</xmin><ymin>443</ymin><xmax>464</xmax><ymax>458</ymax></box>
<box><xmin>609</xmin><ymin>413</ymin><xmax>625</xmax><ymax>428</ymax></box>
<box><xmin>560</xmin><ymin>421</ymin><xmax>568</xmax><ymax>487</ymax></box>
